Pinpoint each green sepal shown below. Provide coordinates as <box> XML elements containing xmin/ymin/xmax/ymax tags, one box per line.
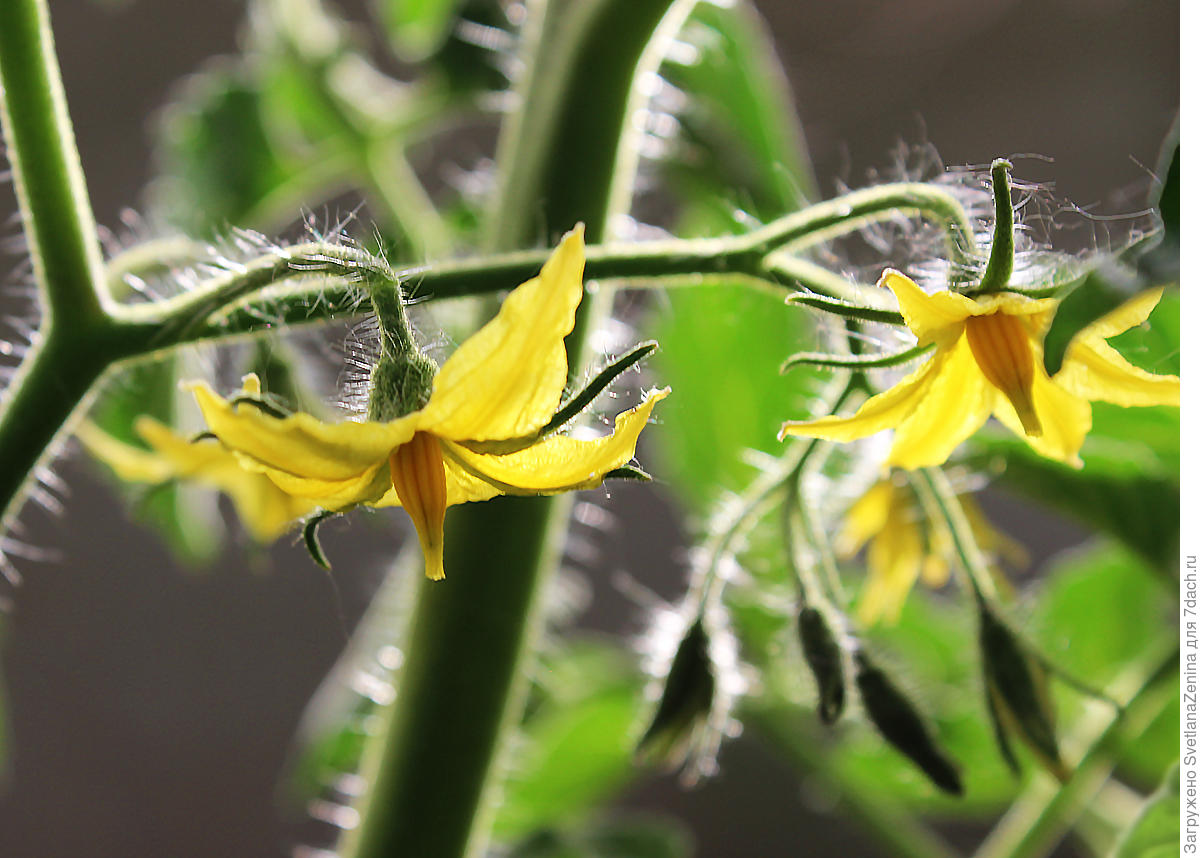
<box><xmin>230</xmin><ymin>392</ymin><xmax>294</xmax><ymax>419</ymax></box>
<box><xmin>603</xmin><ymin>465</ymin><xmax>652</xmax><ymax>482</ymax></box>
<box><xmin>303</xmin><ymin>509</ymin><xmax>340</xmax><ymax>570</ymax></box>
<box><xmin>459</xmin><ymin>341</ymin><xmax>659</xmax><ymax>456</ymax></box>
<box><xmin>782</xmin><ymin>343</ymin><xmax>931</xmax><ymax>374</ymax></box>
<box><xmin>797</xmin><ymin>606</ymin><xmax>845</xmax><ymax>725</ymax></box>
<box><xmin>637</xmin><ymin>618</ymin><xmax>716</xmax><ymax>763</ymax></box>
<box><xmin>853</xmin><ymin>651</ymin><xmax>963</xmax><ymax>795</ymax></box>
<box><xmin>786</xmin><ymin>291</ymin><xmax>905</xmax><ymax>326</ymax></box>
<box><xmin>977</xmin><ymin>601</ymin><xmax>1066</xmax><ymax>780</ymax></box>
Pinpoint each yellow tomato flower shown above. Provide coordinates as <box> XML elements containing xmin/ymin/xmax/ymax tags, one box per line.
<box><xmin>76</xmin><ymin>403</ymin><xmax>316</xmax><ymax>543</ymax></box>
<box><xmin>838</xmin><ymin>476</ymin><xmax>1020</xmax><ymax>624</ymax></box>
<box><xmin>187</xmin><ymin>227</ymin><xmax>669</xmax><ymax>580</ymax></box>
<box><xmin>781</xmin><ymin>272</ymin><xmax>1180</xmax><ymax>468</ymax></box>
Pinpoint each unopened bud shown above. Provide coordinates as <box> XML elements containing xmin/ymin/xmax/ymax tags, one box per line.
<box><xmin>854</xmin><ymin>651</ymin><xmax>963</xmax><ymax>795</ymax></box>
<box><xmin>978</xmin><ymin>602</ymin><xmax>1066</xmax><ymax>779</ymax></box>
<box><xmin>638</xmin><ymin>619</ymin><xmax>716</xmax><ymax>766</ymax></box>
<box><xmin>798</xmin><ymin>607</ymin><xmax>845</xmax><ymax>724</ymax></box>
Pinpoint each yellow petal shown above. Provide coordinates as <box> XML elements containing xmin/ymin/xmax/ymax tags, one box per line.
<box><xmin>859</xmin><ymin>512</ymin><xmax>922</xmax><ymax>625</ymax></box>
<box><xmin>882</xmin><ymin>270</ymin><xmax>976</xmax><ymax>346</ymax></box>
<box><xmin>992</xmin><ymin>364</ymin><xmax>1091</xmax><ymax>467</ymax></box>
<box><xmin>964</xmin><ymin>311</ymin><xmax>1041</xmax><ymax>435</ymax></box>
<box><xmin>1077</xmin><ymin>286</ymin><xmax>1164</xmax><ymax>340</ymax></box>
<box><xmin>780</xmin><ymin>352</ymin><xmax>942</xmax><ymax>444</ymax></box>
<box><xmin>441</xmin><ymin>389</ymin><xmax>668</xmax><ymax>494</ymax></box>
<box><xmin>888</xmin><ymin>337</ymin><xmax>994</xmax><ymax>469</ymax></box>
<box><xmin>259</xmin><ymin>462</ymin><xmax>392</xmax><ymax>510</ymax></box>
<box><xmin>1056</xmin><ymin>338</ymin><xmax>1179</xmax><ymax>407</ymax></box>
<box><xmin>389</xmin><ymin>432</ymin><xmax>448</xmax><ymax>580</ymax></box>
<box><xmin>835</xmin><ymin>481</ymin><xmax>895</xmax><ymax>558</ymax></box>
<box><xmin>77</xmin><ymin>420</ymin><xmax>174</xmax><ymax>484</ymax></box>
<box><xmin>189</xmin><ymin>380</ymin><xmax>419</xmax><ymax>482</ymax></box>
<box><xmin>419</xmin><ymin>226</ymin><xmax>586</xmax><ymax>441</ymax></box>
<box><xmin>372</xmin><ymin>456</ymin><xmax>508</xmax><ymax>508</ymax></box>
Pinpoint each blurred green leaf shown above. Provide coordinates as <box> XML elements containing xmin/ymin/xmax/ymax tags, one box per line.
<box><xmin>376</xmin><ymin>0</ymin><xmax>464</xmax><ymax>61</ymax></box>
<box><xmin>647</xmin><ymin>283</ymin><xmax>819</xmax><ymax>512</ymax></box>
<box><xmin>493</xmin><ymin>641</ymin><xmax>643</xmax><ymax>843</ymax></box>
<box><xmin>1110</xmin><ymin>763</ymin><xmax>1179</xmax><ymax>858</ymax></box>
<box><xmin>153</xmin><ymin>63</ymin><xmax>298</xmax><ymax>233</ymax></box>
<box><xmin>88</xmin><ymin>356</ymin><xmax>222</xmax><ymax>563</ymax></box>
<box><xmin>662</xmin><ymin>0</ymin><xmax>818</xmax><ymax>229</ymax></box>
<box><xmin>1032</xmin><ymin>540</ymin><xmax>1178</xmax><ymax>785</ymax></box>
<box><xmin>508</xmin><ymin>816</ymin><xmax>692</xmax><ymax>858</ymax></box>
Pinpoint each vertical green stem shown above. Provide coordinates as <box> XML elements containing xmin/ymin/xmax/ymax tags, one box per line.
<box><xmin>0</xmin><ymin>0</ymin><xmax>107</xmax><ymax>329</ymax></box>
<box><xmin>345</xmin><ymin>3</ymin><xmax>680</xmax><ymax>857</ymax></box>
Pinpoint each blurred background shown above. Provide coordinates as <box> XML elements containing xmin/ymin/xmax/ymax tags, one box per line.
<box><xmin>0</xmin><ymin>1</ymin><xmax>1178</xmax><ymax>856</ymax></box>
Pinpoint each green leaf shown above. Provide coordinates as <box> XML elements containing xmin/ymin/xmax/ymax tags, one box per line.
<box><xmin>493</xmin><ymin>641</ymin><xmax>645</xmax><ymax>843</ymax></box>
<box><xmin>647</xmin><ymin>283</ymin><xmax>819</xmax><ymax>512</ymax></box>
<box><xmin>508</xmin><ymin>816</ymin><xmax>692</xmax><ymax>858</ymax></box>
<box><xmin>1032</xmin><ymin>540</ymin><xmax>1179</xmax><ymax>785</ymax></box>
<box><xmin>662</xmin><ymin>0</ymin><xmax>818</xmax><ymax>229</ymax></box>
<box><xmin>88</xmin><ymin>356</ymin><xmax>222</xmax><ymax>564</ymax></box>
<box><xmin>375</xmin><ymin>0</ymin><xmax>464</xmax><ymax>61</ymax></box>
<box><xmin>1110</xmin><ymin>763</ymin><xmax>1179</xmax><ymax>858</ymax></box>
<box><xmin>153</xmin><ymin>63</ymin><xmax>296</xmax><ymax>233</ymax></box>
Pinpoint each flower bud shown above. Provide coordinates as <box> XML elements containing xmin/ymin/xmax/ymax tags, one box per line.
<box><xmin>853</xmin><ymin>651</ymin><xmax>963</xmax><ymax>795</ymax></box>
<box><xmin>637</xmin><ymin>618</ymin><xmax>716</xmax><ymax>767</ymax></box>
<box><xmin>978</xmin><ymin>602</ymin><xmax>1066</xmax><ymax>779</ymax></box>
<box><xmin>797</xmin><ymin>606</ymin><xmax>845</xmax><ymax>724</ymax></box>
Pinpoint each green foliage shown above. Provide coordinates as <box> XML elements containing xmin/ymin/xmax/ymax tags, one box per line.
<box><xmin>1109</xmin><ymin>763</ymin><xmax>1179</xmax><ymax>858</ymax></box>
<box><xmin>508</xmin><ymin>816</ymin><xmax>692</xmax><ymax>858</ymax></box>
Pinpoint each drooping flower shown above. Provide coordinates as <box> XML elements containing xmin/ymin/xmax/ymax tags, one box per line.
<box><xmin>76</xmin><ymin>397</ymin><xmax>316</xmax><ymax>543</ymax></box>
<box><xmin>780</xmin><ymin>272</ymin><xmax>1179</xmax><ymax>468</ymax></box>
<box><xmin>188</xmin><ymin>227</ymin><xmax>668</xmax><ymax>579</ymax></box>
<box><xmin>836</xmin><ymin>474</ymin><xmax>1019</xmax><ymax>624</ymax></box>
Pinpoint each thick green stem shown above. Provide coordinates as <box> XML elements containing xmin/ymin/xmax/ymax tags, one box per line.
<box><xmin>344</xmin><ymin>2</ymin><xmax>678</xmax><ymax>858</ymax></box>
<box><xmin>0</xmin><ymin>0</ymin><xmax>107</xmax><ymax>330</ymax></box>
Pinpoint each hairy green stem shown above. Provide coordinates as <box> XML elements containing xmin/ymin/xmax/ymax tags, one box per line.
<box><xmin>911</xmin><ymin>467</ymin><xmax>999</xmax><ymax>602</ymax></box>
<box><xmin>0</xmin><ymin>0</ymin><xmax>107</xmax><ymax>332</ymax></box>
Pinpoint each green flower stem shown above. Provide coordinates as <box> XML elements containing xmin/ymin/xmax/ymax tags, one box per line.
<box><xmin>104</xmin><ymin>236</ymin><xmax>212</xmax><ymax>299</ymax></box>
<box><xmin>972</xmin><ymin>159</ymin><xmax>1015</xmax><ymax>296</ymax></box>
<box><xmin>747</xmin><ymin>705</ymin><xmax>962</xmax><ymax>858</ymax></box>
<box><xmin>911</xmin><ymin>467</ymin><xmax>999</xmax><ymax>602</ymax></box>
<box><xmin>0</xmin><ymin>0</ymin><xmax>107</xmax><ymax>333</ymax></box>
<box><xmin>342</xmin><ymin>2</ymin><xmax>678</xmax><ymax>858</ymax></box>
<box><xmin>973</xmin><ymin>649</ymin><xmax>1178</xmax><ymax>858</ymax></box>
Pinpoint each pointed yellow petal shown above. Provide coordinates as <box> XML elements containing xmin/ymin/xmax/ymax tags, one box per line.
<box><xmin>77</xmin><ymin>420</ymin><xmax>175</xmax><ymax>483</ymax></box>
<box><xmin>389</xmin><ymin>432</ymin><xmax>449</xmax><ymax>580</ymax></box>
<box><xmin>1078</xmin><ymin>286</ymin><xmax>1164</xmax><ymax>340</ymax></box>
<box><xmin>189</xmin><ymin>380</ymin><xmax>418</xmax><ymax>481</ymax></box>
<box><xmin>835</xmin><ymin>481</ymin><xmax>894</xmax><ymax>558</ymax></box>
<box><xmin>442</xmin><ymin>389</ymin><xmax>668</xmax><ymax>494</ymax></box>
<box><xmin>259</xmin><ymin>463</ymin><xmax>392</xmax><ymax>510</ymax></box>
<box><xmin>992</xmin><ymin>365</ymin><xmax>1091</xmax><ymax>468</ymax></box>
<box><xmin>419</xmin><ymin>226</ymin><xmax>586</xmax><ymax>441</ymax></box>
<box><xmin>1057</xmin><ymin>339</ymin><xmax>1180</xmax><ymax>407</ymax></box>
<box><xmin>888</xmin><ymin>337</ymin><xmax>994</xmax><ymax>468</ymax></box>
<box><xmin>780</xmin><ymin>353</ymin><xmax>942</xmax><ymax>443</ymax></box>
<box><xmin>882</xmin><ymin>270</ymin><xmax>976</xmax><ymax>346</ymax></box>
<box><xmin>859</xmin><ymin>513</ymin><xmax>922</xmax><ymax>625</ymax></box>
